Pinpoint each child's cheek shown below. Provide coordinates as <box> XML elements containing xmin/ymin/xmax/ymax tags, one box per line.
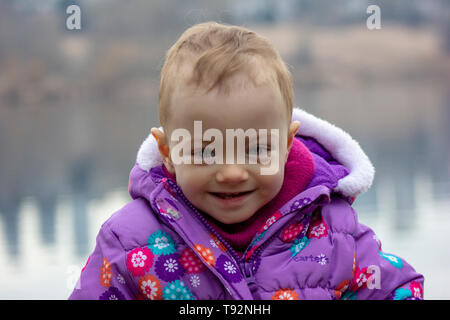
<box><xmin>259</xmin><ymin>167</ymin><xmax>284</xmax><ymax>195</ymax></box>
<box><xmin>175</xmin><ymin>164</ymin><xmax>210</xmax><ymax>191</ymax></box>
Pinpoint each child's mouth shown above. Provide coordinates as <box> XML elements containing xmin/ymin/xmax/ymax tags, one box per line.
<box><xmin>208</xmin><ymin>190</ymin><xmax>254</xmax><ymax>208</ymax></box>
<box><xmin>210</xmin><ymin>190</ymin><xmax>253</xmax><ymax>199</ymax></box>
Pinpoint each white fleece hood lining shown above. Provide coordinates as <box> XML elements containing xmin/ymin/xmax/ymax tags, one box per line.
<box><xmin>135</xmin><ymin>107</ymin><xmax>375</xmax><ymax>198</ymax></box>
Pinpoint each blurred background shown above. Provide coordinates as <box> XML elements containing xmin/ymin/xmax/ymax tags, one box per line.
<box><xmin>0</xmin><ymin>0</ymin><xmax>449</xmax><ymax>299</ymax></box>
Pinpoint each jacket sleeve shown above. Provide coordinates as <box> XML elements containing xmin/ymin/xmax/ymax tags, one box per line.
<box><xmin>343</xmin><ymin>219</ymin><xmax>424</xmax><ymax>300</ymax></box>
<box><xmin>68</xmin><ymin>222</ymin><xmax>138</xmax><ymax>300</ymax></box>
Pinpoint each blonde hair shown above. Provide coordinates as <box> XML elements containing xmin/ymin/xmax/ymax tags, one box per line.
<box><xmin>158</xmin><ymin>21</ymin><xmax>293</xmax><ymax>129</ymax></box>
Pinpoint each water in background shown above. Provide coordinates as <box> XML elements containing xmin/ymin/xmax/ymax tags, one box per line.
<box><xmin>0</xmin><ymin>0</ymin><xmax>449</xmax><ymax>299</ymax></box>
<box><xmin>1</xmin><ymin>160</ymin><xmax>449</xmax><ymax>299</ymax></box>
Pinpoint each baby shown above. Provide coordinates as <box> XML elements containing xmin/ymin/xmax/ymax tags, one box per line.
<box><xmin>69</xmin><ymin>22</ymin><xmax>424</xmax><ymax>300</ymax></box>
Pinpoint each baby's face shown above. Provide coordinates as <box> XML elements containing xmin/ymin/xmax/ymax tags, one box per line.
<box><xmin>155</xmin><ymin>76</ymin><xmax>298</xmax><ymax>224</ymax></box>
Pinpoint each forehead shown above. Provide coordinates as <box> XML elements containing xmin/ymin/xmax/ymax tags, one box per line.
<box><xmin>169</xmin><ymin>74</ymin><xmax>287</xmax><ymax>133</ymax></box>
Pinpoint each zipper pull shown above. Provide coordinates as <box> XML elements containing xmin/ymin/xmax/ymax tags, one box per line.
<box><xmin>240</xmin><ymin>260</ymin><xmax>255</xmax><ymax>286</ymax></box>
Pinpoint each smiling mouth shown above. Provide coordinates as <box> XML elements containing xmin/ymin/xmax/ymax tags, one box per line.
<box><xmin>209</xmin><ymin>190</ymin><xmax>254</xmax><ymax>199</ymax></box>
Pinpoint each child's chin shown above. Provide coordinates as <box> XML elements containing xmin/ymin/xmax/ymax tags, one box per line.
<box><xmin>211</xmin><ymin>211</ymin><xmax>257</xmax><ymax>225</ymax></box>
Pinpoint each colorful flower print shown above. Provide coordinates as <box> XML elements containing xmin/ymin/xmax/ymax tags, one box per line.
<box><xmin>317</xmin><ymin>253</ymin><xmax>329</xmax><ymax>265</ymax></box>
<box><xmin>307</xmin><ymin>219</ymin><xmax>328</xmax><ymax>239</ymax></box>
<box><xmin>138</xmin><ymin>275</ymin><xmax>163</xmax><ymax>300</ymax></box>
<box><xmin>341</xmin><ymin>291</ymin><xmax>357</xmax><ymax>300</ymax></box>
<box><xmin>99</xmin><ymin>286</ymin><xmax>126</xmax><ymax>300</ymax></box>
<box><xmin>166</xmin><ymin>207</ymin><xmax>180</xmax><ymax>219</ymax></box>
<box><xmin>155</xmin><ymin>253</ymin><xmax>185</xmax><ymax>282</ymax></box>
<box><xmin>379</xmin><ymin>250</ymin><xmax>403</xmax><ymax>269</ymax></box>
<box><xmin>117</xmin><ymin>274</ymin><xmax>126</xmax><ymax>285</ymax></box>
<box><xmin>392</xmin><ymin>288</ymin><xmax>413</xmax><ymax>300</ymax></box>
<box><xmin>99</xmin><ymin>257</ymin><xmax>113</xmax><ymax>288</ymax></box>
<box><xmin>155</xmin><ymin>198</ymin><xmax>180</xmax><ymax>220</ymax></box>
<box><xmin>259</xmin><ymin>211</ymin><xmax>283</xmax><ymax>233</ymax></box>
<box><xmin>334</xmin><ymin>279</ymin><xmax>350</xmax><ymax>299</ymax></box>
<box><xmin>272</xmin><ymin>289</ymin><xmax>299</xmax><ymax>300</ymax></box>
<box><xmin>281</xmin><ymin>221</ymin><xmax>305</xmax><ymax>243</ymax></box>
<box><xmin>126</xmin><ymin>247</ymin><xmax>154</xmax><ymax>277</ymax></box>
<box><xmin>190</xmin><ymin>275</ymin><xmax>201</xmax><ymax>288</ymax></box>
<box><xmin>350</xmin><ymin>267</ymin><xmax>371</xmax><ymax>291</ymax></box>
<box><xmin>290</xmin><ymin>237</ymin><xmax>310</xmax><ymax>257</ymax></box>
<box><xmin>180</xmin><ymin>248</ymin><xmax>206</xmax><ymax>274</ymax></box>
<box><xmin>209</xmin><ymin>233</ymin><xmax>227</xmax><ymax>252</ymax></box>
<box><xmin>410</xmin><ymin>281</ymin><xmax>423</xmax><ymax>299</ymax></box>
<box><xmin>290</xmin><ymin>197</ymin><xmax>311</xmax><ymax>211</ymax></box>
<box><xmin>148</xmin><ymin>230</ymin><xmax>177</xmax><ymax>255</ymax></box>
<box><xmin>163</xmin><ymin>280</ymin><xmax>195</xmax><ymax>300</ymax></box>
<box><xmin>216</xmin><ymin>255</ymin><xmax>242</xmax><ymax>283</ymax></box>
<box><xmin>194</xmin><ymin>244</ymin><xmax>216</xmax><ymax>267</ymax></box>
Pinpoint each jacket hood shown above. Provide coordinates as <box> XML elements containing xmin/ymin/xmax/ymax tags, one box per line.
<box><xmin>130</xmin><ymin>107</ymin><xmax>375</xmax><ymax>201</ymax></box>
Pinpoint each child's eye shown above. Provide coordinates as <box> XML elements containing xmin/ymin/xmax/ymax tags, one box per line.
<box><xmin>247</xmin><ymin>145</ymin><xmax>271</xmax><ymax>165</ymax></box>
<box><xmin>191</xmin><ymin>148</ymin><xmax>215</xmax><ymax>165</ymax></box>
<box><xmin>191</xmin><ymin>149</ymin><xmax>203</xmax><ymax>157</ymax></box>
<box><xmin>204</xmin><ymin>149</ymin><xmax>216</xmax><ymax>157</ymax></box>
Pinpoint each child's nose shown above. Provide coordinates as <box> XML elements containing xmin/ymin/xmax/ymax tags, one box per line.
<box><xmin>216</xmin><ymin>164</ymin><xmax>249</xmax><ymax>184</ymax></box>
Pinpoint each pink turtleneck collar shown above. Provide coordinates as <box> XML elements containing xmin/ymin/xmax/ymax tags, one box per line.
<box><xmin>162</xmin><ymin>138</ymin><xmax>315</xmax><ymax>257</ymax></box>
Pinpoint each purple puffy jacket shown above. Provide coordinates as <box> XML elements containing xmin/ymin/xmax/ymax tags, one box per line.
<box><xmin>69</xmin><ymin>108</ymin><xmax>424</xmax><ymax>300</ymax></box>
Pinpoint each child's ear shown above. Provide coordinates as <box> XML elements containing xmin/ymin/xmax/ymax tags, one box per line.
<box><xmin>285</xmin><ymin>121</ymin><xmax>300</xmax><ymax>161</ymax></box>
<box><xmin>151</xmin><ymin>127</ymin><xmax>175</xmax><ymax>174</ymax></box>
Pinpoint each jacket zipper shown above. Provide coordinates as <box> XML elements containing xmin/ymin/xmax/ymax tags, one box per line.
<box><xmin>169</xmin><ymin>183</ymin><xmax>243</xmax><ymax>263</ymax></box>
<box><xmin>165</xmin><ymin>182</ymin><xmax>310</xmax><ymax>286</ymax></box>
